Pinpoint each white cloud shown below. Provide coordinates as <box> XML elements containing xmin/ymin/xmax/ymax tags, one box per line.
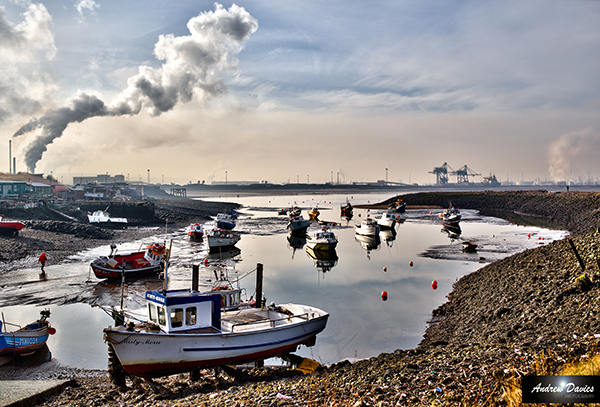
<box><xmin>75</xmin><ymin>0</ymin><xmax>100</xmax><ymax>22</ymax></box>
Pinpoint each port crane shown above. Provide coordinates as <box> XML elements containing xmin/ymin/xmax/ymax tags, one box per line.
<box><xmin>429</xmin><ymin>163</ymin><xmax>481</xmax><ymax>185</ymax></box>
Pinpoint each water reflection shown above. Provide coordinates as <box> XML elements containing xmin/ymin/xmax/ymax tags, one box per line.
<box><xmin>441</xmin><ymin>223</ymin><xmax>462</xmax><ymax>240</ymax></box>
<box><xmin>379</xmin><ymin>228</ymin><xmax>397</xmax><ymax>247</ymax></box>
<box><xmin>306</xmin><ymin>247</ymin><xmax>339</xmax><ymax>273</ymax></box>
<box><xmin>354</xmin><ymin>233</ymin><xmax>381</xmax><ymax>259</ymax></box>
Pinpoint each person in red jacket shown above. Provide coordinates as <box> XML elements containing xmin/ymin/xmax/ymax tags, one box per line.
<box><xmin>39</xmin><ymin>252</ymin><xmax>47</xmax><ymax>273</ymax></box>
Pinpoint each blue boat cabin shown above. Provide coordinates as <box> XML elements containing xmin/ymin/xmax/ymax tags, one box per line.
<box><xmin>145</xmin><ymin>290</ymin><xmax>222</xmax><ymax>333</ymax></box>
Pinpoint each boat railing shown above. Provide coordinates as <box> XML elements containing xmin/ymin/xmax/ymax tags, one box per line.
<box><xmin>227</xmin><ymin>312</ymin><xmax>310</xmax><ymax>332</ymax></box>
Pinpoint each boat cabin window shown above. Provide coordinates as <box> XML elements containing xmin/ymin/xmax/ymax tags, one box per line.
<box><xmin>157</xmin><ymin>306</ymin><xmax>166</xmax><ymax>326</ymax></box>
<box><xmin>185</xmin><ymin>307</ymin><xmax>197</xmax><ymax>326</ymax></box>
<box><xmin>148</xmin><ymin>303</ymin><xmax>157</xmax><ymax>323</ymax></box>
<box><xmin>170</xmin><ymin>308</ymin><xmax>183</xmax><ymax>328</ymax></box>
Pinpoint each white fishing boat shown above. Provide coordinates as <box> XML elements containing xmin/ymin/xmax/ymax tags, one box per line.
<box><xmin>87</xmin><ymin>210</ymin><xmax>127</xmax><ymax>228</ymax></box>
<box><xmin>440</xmin><ymin>206</ymin><xmax>461</xmax><ymax>224</ymax></box>
<box><xmin>376</xmin><ymin>211</ymin><xmax>403</xmax><ymax>229</ymax></box>
<box><xmin>287</xmin><ymin>215</ymin><xmax>311</xmax><ymax>234</ymax></box>
<box><xmin>205</xmin><ymin>228</ymin><xmax>241</xmax><ymax>251</ymax></box>
<box><xmin>306</xmin><ymin>228</ymin><xmax>338</xmax><ymax>251</ymax></box>
<box><xmin>103</xmin><ymin>266</ymin><xmax>329</xmax><ymax>379</ymax></box>
<box><xmin>355</xmin><ymin>217</ymin><xmax>380</xmax><ymax>236</ymax></box>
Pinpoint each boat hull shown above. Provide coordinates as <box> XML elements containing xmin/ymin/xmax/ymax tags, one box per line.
<box><xmin>0</xmin><ymin>222</ymin><xmax>25</xmax><ymax>236</ymax></box>
<box><xmin>91</xmin><ymin>264</ymin><xmax>162</xmax><ymax>279</ymax></box>
<box><xmin>0</xmin><ymin>326</ymin><xmax>49</xmax><ymax>357</ymax></box>
<box><xmin>104</xmin><ymin>307</ymin><xmax>328</xmax><ymax>378</ymax></box>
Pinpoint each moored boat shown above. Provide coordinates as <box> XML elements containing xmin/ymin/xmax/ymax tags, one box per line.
<box><xmin>87</xmin><ymin>210</ymin><xmax>128</xmax><ymax>228</ymax></box>
<box><xmin>462</xmin><ymin>242</ymin><xmax>478</xmax><ymax>253</ymax></box>
<box><xmin>205</xmin><ymin>228</ymin><xmax>241</xmax><ymax>252</ymax></box>
<box><xmin>376</xmin><ymin>211</ymin><xmax>403</xmax><ymax>229</ymax></box>
<box><xmin>90</xmin><ymin>242</ymin><xmax>169</xmax><ymax>279</ymax></box>
<box><xmin>214</xmin><ymin>213</ymin><xmax>236</xmax><ymax>230</ymax></box>
<box><xmin>355</xmin><ymin>217</ymin><xmax>380</xmax><ymax>236</ymax></box>
<box><xmin>340</xmin><ymin>199</ymin><xmax>353</xmax><ymax>217</ymax></box>
<box><xmin>0</xmin><ymin>310</ymin><xmax>55</xmax><ymax>364</ymax></box>
<box><xmin>387</xmin><ymin>199</ymin><xmax>406</xmax><ymax>213</ymax></box>
<box><xmin>103</xmin><ymin>266</ymin><xmax>329</xmax><ymax>379</ymax></box>
<box><xmin>306</xmin><ymin>227</ymin><xmax>338</xmax><ymax>251</ymax></box>
<box><xmin>287</xmin><ymin>205</ymin><xmax>301</xmax><ymax>218</ymax></box>
<box><xmin>187</xmin><ymin>223</ymin><xmax>204</xmax><ymax>240</ymax></box>
<box><xmin>440</xmin><ymin>206</ymin><xmax>461</xmax><ymax>224</ymax></box>
<box><xmin>287</xmin><ymin>215</ymin><xmax>311</xmax><ymax>234</ymax></box>
<box><xmin>0</xmin><ymin>215</ymin><xmax>25</xmax><ymax>236</ymax></box>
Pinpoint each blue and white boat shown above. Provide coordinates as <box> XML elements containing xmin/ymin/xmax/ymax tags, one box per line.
<box><xmin>440</xmin><ymin>206</ymin><xmax>461</xmax><ymax>224</ymax></box>
<box><xmin>214</xmin><ymin>213</ymin><xmax>236</xmax><ymax>230</ymax></box>
<box><xmin>103</xmin><ymin>272</ymin><xmax>329</xmax><ymax>379</ymax></box>
<box><xmin>0</xmin><ymin>310</ymin><xmax>55</xmax><ymax>363</ymax></box>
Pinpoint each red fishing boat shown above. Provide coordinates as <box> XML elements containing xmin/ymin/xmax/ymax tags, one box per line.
<box><xmin>187</xmin><ymin>223</ymin><xmax>204</xmax><ymax>240</ymax></box>
<box><xmin>90</xmin><ymin>242</ymin><xmax>169</xmax><ymax>279</ymax></box>
<box><xmin>0</xmin><ymin>215</ymin><xmax>25</xmax><ymax>236</ymax></box>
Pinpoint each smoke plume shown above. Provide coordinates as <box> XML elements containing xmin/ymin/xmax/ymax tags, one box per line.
<box><xmin>13</xmin><ymin>4</ymin><xmax>258</xmax><ymax>173</ymax></box>
<box><xmin>548</xmin><ymin>127</ymin><xmax>599</xmax><ymax>181</ymax></box>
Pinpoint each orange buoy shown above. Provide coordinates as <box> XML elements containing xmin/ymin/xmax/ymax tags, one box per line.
<box><xmin>48</xmin><ymin>327</ymin><xmax>56</xmax><ymax>335</ymax></box>
<box><xmin>409</xmin><ymin>261</ymin><xmax>413</xmax><ymax>267</ymax></box>
<box><xmin>381</xmin><ymin>290</ymin><xmax>388</xmax><ymax>301</ymax></box>
<box><xmin>432</xmin><ymin>280</ymin><xmax>438</xmax><ymax>290</ymax></box>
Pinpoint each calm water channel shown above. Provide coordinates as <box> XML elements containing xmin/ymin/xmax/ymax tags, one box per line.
<box><xmin>0</xmin><ymin>192</ymin><xmax>568</xmax><ymax>370</ymax></box>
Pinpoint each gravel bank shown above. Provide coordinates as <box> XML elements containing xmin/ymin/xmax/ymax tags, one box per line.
<box><xmin>3</xmin><ymin>192</ymin><xmax>600</xmax><ymax>406</ymax></box>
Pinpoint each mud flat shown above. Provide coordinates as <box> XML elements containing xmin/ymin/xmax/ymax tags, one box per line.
<box><xmin>0</xmin><ymin>198</ymin><xmax>238</xmax><ymax>273</ymax></box>
<box><xmin>4</xmin><ymin>191</ymin><xmax>600</xmax><ymax>406</ymax></box>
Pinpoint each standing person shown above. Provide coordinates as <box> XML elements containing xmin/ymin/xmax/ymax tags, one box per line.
<box><xmin>39</xmin><ymin>252</ymin><xmax>47</xmax><ymax>273</ymax></box>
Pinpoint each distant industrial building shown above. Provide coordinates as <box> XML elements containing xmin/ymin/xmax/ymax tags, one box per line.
<box><xmin>72</xmin><ymin>174</ymin><xmax>125</xmax><ymax>185</ymax></box>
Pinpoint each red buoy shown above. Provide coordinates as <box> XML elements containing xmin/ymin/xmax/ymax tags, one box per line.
<box><xmin>381</xmin><ymin>290</ymin><xmax>388</xmax><ymax>301</ymax></box>
<box><xmin>409</xmin><ymin>261</ymin><xmax>413</xmax><ymax>267</ymax></box>
<box><xmin>432</xmin><ymin>280</ymin><xmax>438</xmax><ymax>290</ymax></box>
<box><xmin>430</xmin><ymin>211</ymin><xmax>433</xmax><ymax>215</ymax></box>
<box><xmin>48</xmin><ymin>327</ymin><xmax>56</xmax><ymax>335</ymax></box>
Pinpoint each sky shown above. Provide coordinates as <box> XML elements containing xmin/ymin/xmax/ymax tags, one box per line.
<box><xmin>1</xmin><ymin>0</ymin><xmax>599</xmax><ymax>186</ymax></box>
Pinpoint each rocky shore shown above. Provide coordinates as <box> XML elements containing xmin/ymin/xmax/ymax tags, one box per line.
<box><xmin>3</xmin><ymin>191</ymin><xmax>600</xmax><ymax>406</ymax></box>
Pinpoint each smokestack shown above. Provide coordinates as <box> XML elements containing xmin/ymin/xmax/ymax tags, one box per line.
<box><xmin>8</xmin><ymin>140</ymin><xmax>11</xmax><ymax>174</ymax></box>
<box><xmin>13</xmin><ymin>158</ymin><xmax>16</xmax><ymax>174</ymax></box>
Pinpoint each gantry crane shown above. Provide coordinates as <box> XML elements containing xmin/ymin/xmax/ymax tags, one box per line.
<box><xmin>451</xmin><ymin>165</ymin><xmax>481</xmax><ymax>184</ymax></box>
<box><xmin>429</xmin><ymin>162</ymin><xmax>453</xmax><ymax>185</ymax></box>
